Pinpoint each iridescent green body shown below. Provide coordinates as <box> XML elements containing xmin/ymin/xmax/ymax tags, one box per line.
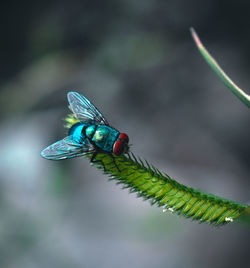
<box><xmin>88</xmin><ymin>125</ymin><xmax>119</xmax><ymax>151</ymax></box>
<box><xmin>69</xmin><ymin>122</ymin><xmax>119</xmax><ymax>153</ymax></box>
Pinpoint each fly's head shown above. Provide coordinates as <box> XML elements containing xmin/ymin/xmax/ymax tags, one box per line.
<box><xmin>113</xmin><ymin>133</ymin><xmax>129</xmax><ymax>156</ymax></box>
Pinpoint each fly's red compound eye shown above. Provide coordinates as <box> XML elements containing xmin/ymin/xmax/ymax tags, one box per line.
<box><xmin>113</xmin><ymin>140</ymin><xmax>124</xmax><ymax>156</ymax></box>
<box><xmin>119</xmin><ymin>133</ymin><xmax>129</xmax><ymax>143</ymax></box>
<box><xmin>113</xmin><ymin>133</ymin><xmax>129</xmax><ymax>156</ymax></box>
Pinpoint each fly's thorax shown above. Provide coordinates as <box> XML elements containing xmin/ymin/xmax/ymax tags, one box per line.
<box><xmin>92</xmin><ymin>125</ymin><xmax>119</xmax><ymax>153</ymax></box>
<box><xmin>93</xmin><ymin>126</ymin><xmax>109</xmax><ymax>141</ymax></box>
<box><xmin>85</xmin><ymin>125</ymin><xmax>96</xmax><ymax>139</ymax></box>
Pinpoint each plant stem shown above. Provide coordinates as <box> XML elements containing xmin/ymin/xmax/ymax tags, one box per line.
<box><xmin>87</xmin><ymin>152</ymin><xmax>249</xmax><ymax>226</ymax></box>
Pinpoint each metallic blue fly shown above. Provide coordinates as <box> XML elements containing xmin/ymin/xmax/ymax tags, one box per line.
<box><xmin>41</xmin><ymin>92</ymin><xmax>129</xmax><ymax>170</ymax></box>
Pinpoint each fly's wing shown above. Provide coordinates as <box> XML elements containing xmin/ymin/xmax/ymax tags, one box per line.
<box><xmin>67</xmin><ymin>91</ymin><xmax>109</xmax><ymax>125</ymax></box>
<box><xmin>41</xmin><ymin>136</ymin><xmax>95</xmax><ymax>160</ymax></box>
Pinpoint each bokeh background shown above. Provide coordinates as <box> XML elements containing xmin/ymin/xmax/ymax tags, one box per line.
<box><xmin>0</xmin><ymin>1</ymin><xmax>249</xmax><ymax>267</ymax></box>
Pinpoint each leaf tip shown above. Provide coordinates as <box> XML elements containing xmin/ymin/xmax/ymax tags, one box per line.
<box><xmin>190</xmin><ymin>27</ymin><xmax>203</xmax><ymax>49</ymax></box>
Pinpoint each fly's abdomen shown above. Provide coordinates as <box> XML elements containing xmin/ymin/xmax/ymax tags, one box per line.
<box><xmin>92</xmin><ymin>125</ymin><xmax>119</xmax><ymax>152</ymax></box>
<box><xmin>69</xmin><ymin>122</ymin><xmax>89</xmax><ymax>143</ymax></box>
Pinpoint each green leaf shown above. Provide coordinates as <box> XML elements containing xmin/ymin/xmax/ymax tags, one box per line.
<box><xmin>190</xmin><ymin>27</ymin><xmax>250</xmax><ymax>108</ymax></box>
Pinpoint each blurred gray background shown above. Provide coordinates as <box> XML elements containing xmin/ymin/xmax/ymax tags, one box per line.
<box><xmin>0</xmin><ymin>1</ymin><xmax>249</xmax><ymax>267</ymax></box>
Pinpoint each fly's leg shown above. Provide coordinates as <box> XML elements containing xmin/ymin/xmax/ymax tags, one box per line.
<box><xmin>91</xmin><ymin>152</ymin><xmax>121</xmax><ymax>173</ymax></box>
<box><xmin>110</xmin><ymin>153</ymin><xmax>121</xmax><ymax>172</ymax></box>
<box><xmin>90</xmin><ymin>151</ymin><xmax>106</xmax><ymax>172</ymax></box>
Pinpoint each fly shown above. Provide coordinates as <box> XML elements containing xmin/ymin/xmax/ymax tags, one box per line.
<box><xmin>41</xmin><ymin>92</ymin><xmax>129</xmax><ymax>171</ymax></box>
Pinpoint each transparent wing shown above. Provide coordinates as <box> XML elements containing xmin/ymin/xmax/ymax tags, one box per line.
<box><xmin>67</xmin><ymin>91</ymin><xmax>109</xmax><ymax>125</ymax></box>
<box><xmin>41</xmin><ymin>136</ymin><xmax>95</xmax><ymax>160</ymax></box>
